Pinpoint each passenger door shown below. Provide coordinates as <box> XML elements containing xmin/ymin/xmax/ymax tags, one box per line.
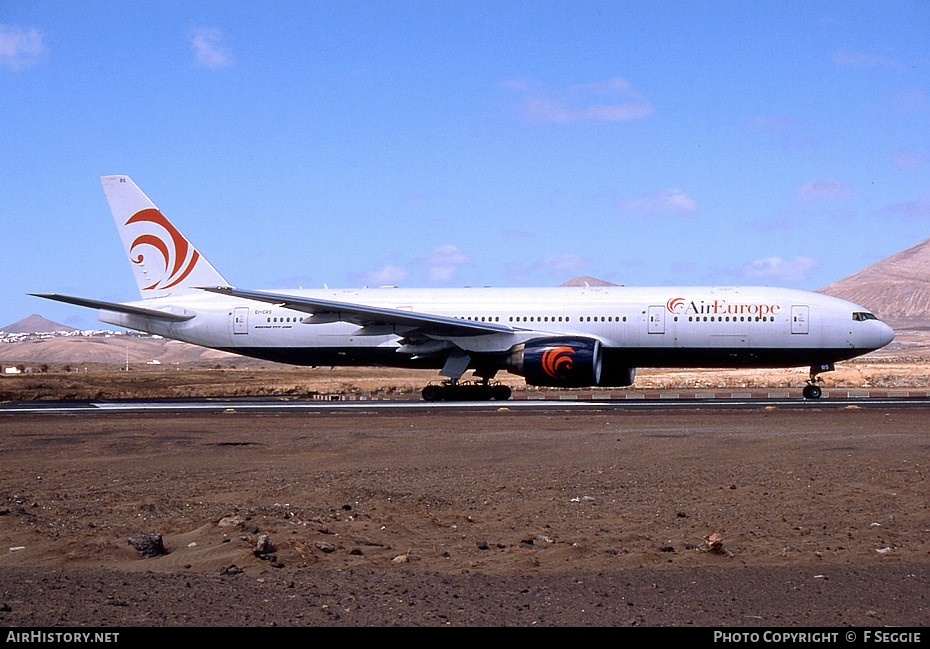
<box><xmin>231</xmin><ymin>307</ymin><xmax>249</xmax><ymax>335</ymax></box>
<box><xmin>647</xmin><ymin>305</ymin><xmax>665</xmax><ymax>334</ymax></box>
<box><xmin>791</xmin><ymin>305</ymin><xmax>809</xmax><ymax>334</ymax></box>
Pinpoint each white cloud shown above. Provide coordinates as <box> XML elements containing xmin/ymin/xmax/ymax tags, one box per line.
<box><xmin>832</xmin><ymin>50</ymin><xmax>900</xmax><ymax>69</ymax></box>
<box><xmin>747</xmin><ymin>114</ymin><xmax>813</xmax><ymax>149</ymax></box>
<box><xmin>748</xmin><ymin>208</ymin><xmax>799</xmax><ymax>233</ymax></box>
<box><xmin>748</xmin><ymin>114</ymin><xmax>796</xmax><ymax>136</ymax></box>
<box><xmin>422</xmin><ymin>245</ymin><xmax>468</xmax><ymax>282</ymax></box>
<box><xmin>0</xmin><ymin>25</ymin><xmax>45</xmax><ymax>70</ymax></box>
<box><xmin>426</xmin><ymin>266</ymin><xmax>457</xmax><ymax>282</ymax></box>
<box><xmin>891</xmin><ymin>150</ymin><xmax>927</xmax><ymax>169</ymax></box>
<box><xmin>884</xmin><ymin>199</ymin><xmax>930</xmax><ymax>220</ymax></box>
<box><xmin>504</xmin><ymin>253</ymin><xmax>589</xmax><ymax>285</ymax></box>
<box><xmin>742</xmin><ymin>256</ymin><xmax>818</xmax><ymax>283</ymax></box>
<box><xmin>793</xmin><ymin>178</ymin><xmax>853</xmax><ymax>203</ymax></box>
<box><xmin>617</xmin><ymin>188</ymin><xmax>698</xmax><ymax>217</ymax></box>
<box><xmin>423</xmin><ymin>244</ymin><xmax>468</xmax><ymax>266</ymax></box>
<box><xmin>895</xmin><ymin>89</ymin><xmax>930</xmax><ymax>114</ymax></box>
<box><xmin>541</xmin><ymin>254</ymin><xmax>584</xmax><ymax>272</ymax></box>
<box><xmin>509</xmin><ymin>76</ymin><xmax>653</xmax><ymax>124</ymax></box>
<box><xmin>362</xmin><ymin>264</ymin><xmax>408</xmax><ymax>286</ymax></box>
<box><xmin>190</xmin><ymin>27</ymin><xmax>232</xmax><ymax>69</ymax></box>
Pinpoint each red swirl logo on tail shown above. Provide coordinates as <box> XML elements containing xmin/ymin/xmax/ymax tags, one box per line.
<box><xmin>541</xmin><ymin>346</ymin><xmax>575</xmax><ymax>379</ymax></box>
<box><xmin>126</xmin><ymin>208</ymin><xmax>200</xmax><ymax>290</ymax></box>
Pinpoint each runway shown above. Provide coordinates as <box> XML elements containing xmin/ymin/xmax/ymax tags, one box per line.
<box><xmin>3</xmin><ymin>394</ymin><xmax>930</xmax><ymax>414</ymax></box>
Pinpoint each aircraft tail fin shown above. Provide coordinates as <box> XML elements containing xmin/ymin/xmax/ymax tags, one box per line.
<box><xmin>100</xmin><ymin>175</ymin><xmax>230</xmax><ymax>299</ymax></box>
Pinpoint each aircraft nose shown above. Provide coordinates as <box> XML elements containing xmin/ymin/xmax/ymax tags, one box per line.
<box><xmin>865</xmin><ymin>319</ymin><xmax>895</xmax><ymax>351</ymax></box>
<box><xmin>878</xmin><ymin>321</ymin><xmax>895</xmax><ymax>348</ymax></box>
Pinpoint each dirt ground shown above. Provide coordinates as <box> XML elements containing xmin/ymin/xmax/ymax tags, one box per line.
<box><xmin>0</xmin><ymin>402</ymin><xmax>928</xmax><ymax>628</ymax></box>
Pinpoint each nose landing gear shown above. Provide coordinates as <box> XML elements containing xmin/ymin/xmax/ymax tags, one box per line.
<box><xmin>802</xmin><ymin>382</ymin><xmax>823</xmax><ymax>399</ymax></box>
<box><xmin>802</xmin><ymin>363</ymin><xmax>834</xmax><ymax>399</ymax></box>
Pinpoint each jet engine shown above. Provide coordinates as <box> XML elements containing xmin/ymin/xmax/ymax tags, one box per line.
<box><xmin>599</xmin><ymin>363</ymin><xmax>636</xmax><ymax>387</ymax></box>
<box><xmin>506</xmin><ymin>337</ymin><xmax>636</xmax><ymax>388</ymax></box>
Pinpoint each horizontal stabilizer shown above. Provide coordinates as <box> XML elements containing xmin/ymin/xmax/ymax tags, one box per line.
<box><xmin>31</xmin><ymin>294</ymin><xmax>195</xmax><ymax>322</ymax></box>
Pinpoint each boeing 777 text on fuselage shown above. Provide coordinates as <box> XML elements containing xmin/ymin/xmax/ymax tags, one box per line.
<box><xmin>34</xmin><ymin>176</ymin><xmax>894</xmax><ymax>400</ymax></box>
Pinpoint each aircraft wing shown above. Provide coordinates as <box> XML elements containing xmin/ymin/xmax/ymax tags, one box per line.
<box><xmin>31</xmin><ymin>294</ymin><xmax>195</xmax><ymax>322</ymax></box>
<box><xmin>200</xmin><ymin>286</ymin><xmax>515</xmax><ymax>337</ymax></box>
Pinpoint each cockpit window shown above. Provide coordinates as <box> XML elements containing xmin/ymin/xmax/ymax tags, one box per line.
<box><xmin>852</xmin><ymin>312</ymin><xmax>878</xmax><ymax>321</ymax></box>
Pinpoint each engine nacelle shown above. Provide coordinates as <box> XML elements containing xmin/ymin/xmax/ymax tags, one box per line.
<box><xmin>507</xmin><ymin>337</ymin><xmax>603</xmax><ymax>387</ymax></box>
<box><xmin>600</xmin><ymin>364</ymin><xmax>636</xmax><ymax>387</ymax></box>
<box><xmin>506</xmin><ymin>337</ymin><xmax>637</xmax><ymax>388</ymax></box>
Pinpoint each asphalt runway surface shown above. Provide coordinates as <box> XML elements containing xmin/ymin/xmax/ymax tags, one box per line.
<box><xmin>4</xmin><ymin>394</ymin><xmax>930</xmax><ymax>414</ymax></box>
<box><xmin>0</xmin><ymin>402</ymin><xmax>928</xmax><ymax>628</ymax></box>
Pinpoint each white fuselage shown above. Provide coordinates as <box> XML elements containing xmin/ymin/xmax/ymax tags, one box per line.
<box><xmin>99</xmin><ymin>284</ymin><xmax>894</xmax><ymax>373</ymax></box>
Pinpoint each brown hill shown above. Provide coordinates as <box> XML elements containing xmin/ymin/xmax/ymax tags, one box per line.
<box><xmin>0</xmin><ymin>335</ymin><xmax>238</xmax><ymax>366</ymax></box>
<box><xmin>2</xmin><ymin>314</ymin><xmax>75</xmax><ymax>334</ymax></box>
<box><xmin>560</xmin><ymin>276</ymin><xmax>622</xmax><ymax>287</ymax></box>
<box><xmin>819</xmin><ymin>237</ymin><xmax>930</xmax><ymax>330</ymax></box>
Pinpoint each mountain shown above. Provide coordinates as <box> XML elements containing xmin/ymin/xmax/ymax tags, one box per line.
<box><xmin>819</xmin><ymin>237</ymin><xmax>930</xmax><ymax>330</ymax></box>
<box><xmin>2</xmin><ymin>314</ymin><xmax>76</xmax><ymax>334</ymax></box>
<box><xmin>0</xmin><ymin>334</ymin><xmax>237</xmax><ymax>365</ymax></box>
<box><xmin>560</xmin><ymin>276</ymin><xmax>622</xmax><ymax>287</ymax></box>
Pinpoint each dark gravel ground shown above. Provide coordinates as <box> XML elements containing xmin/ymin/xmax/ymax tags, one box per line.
<box><xmin>1</xmin><ymin>406</ymin><xmax>928</xmax><ymax>628</ymax></box>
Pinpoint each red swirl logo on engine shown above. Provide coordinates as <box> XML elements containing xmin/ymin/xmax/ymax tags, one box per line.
<box><xmin>126</xmin><ymin>208</ymin><xmax>200</xmax><ymax>291</ymax></box>
<box><xmin>541</xmin><ymin>346</ymin><xmax>575</xmax><ymax>379</ymax></box>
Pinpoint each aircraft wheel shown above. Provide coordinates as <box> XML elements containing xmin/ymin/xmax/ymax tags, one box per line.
<box><xmin>802</xmin><ymin>384</ymin><xmax>822</xmax><ymax>399</ymax></box>
<box><xmin>491</xmin><ymin>384</ymin><xmax>512</xmax><ymax>400</ymax></box>
<box><xmin>422</xmin><ymin>385</ymin><xmax>443</xmax><ymax>402</ymax></box>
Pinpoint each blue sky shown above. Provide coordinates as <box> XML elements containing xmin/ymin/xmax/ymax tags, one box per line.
<box><xmin>2</xmin><ymin>1</ymin><xmax>929</xmax><ymax>330</ymax></box>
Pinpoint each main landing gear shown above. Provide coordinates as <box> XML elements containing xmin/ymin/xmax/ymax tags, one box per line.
<box><xmin>802</xmin><ymin>363</ymin><xmax>834</xmax><ymax>399</ymax></box>
<box><xmin>421</xmin><ymin>379</ymin><xmax>513</xmax><ymax>402</ymax></box>
<box><xmin>422</xmin><ymin>351</ymin><xmax>512</xmax><ymax>402</ymax></box>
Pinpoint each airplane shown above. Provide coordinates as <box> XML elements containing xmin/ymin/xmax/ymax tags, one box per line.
<box><xmin>34</xmin><ymin>175</ymin><xmax>895</xmax><ymax>401</ymax></box>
